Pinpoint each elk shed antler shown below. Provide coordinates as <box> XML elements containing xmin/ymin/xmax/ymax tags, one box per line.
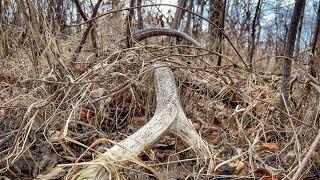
<box><xmin>72</xmin><ymin>28</ymin><xmax>212</xmax><ymax>180</ymax></box>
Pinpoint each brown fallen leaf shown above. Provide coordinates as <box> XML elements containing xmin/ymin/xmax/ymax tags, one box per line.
<box><xmin>48</xmin><ymin>130</ymin><xmax>62</xmax><ymax>142</ymax></box>
<box><xmin>217</xmin><ymin>165</ymin><xmax>236</xmax><ymax>178</ymax></box>
<box><xmin>74</xmin><ymin>67</ymin><xmax>86</xmax><ymax>76</ymax></box>
<box><xmin>79</xmin><ymin>108</ymin><xmax>95</xmax><ymax>122</ymax></box>
<box><xmin>257</xmin><ymin>143</ymin><xmax>280</xmax><ymax>152</ymax></box>
<box><xmin>115</xmin><ymin>91</ymin><xmax>125</xmax><ymax>102</ymax></box>
<box><xmin>213</xmin><ymin>118</ymin><xmax>225</xmax><ymax>128</ymax></box>
<box><xmin>255</xmin><ymin>168</ymin><xmax>279</xmax><ymax>180</ymax></box>
<box><xmin>233</xmin><ymin>161</ymin><xmax>246</xmax><ymax>175</ymax></box>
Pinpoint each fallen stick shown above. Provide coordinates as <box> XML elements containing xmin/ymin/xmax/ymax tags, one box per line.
<box><xmin>291</xmin><ymin>82</ymin><xmax>320</xmax><ymax>180</ymax></box>
<box><xmin>291</xmin><ymin>129</ymin><xmax>320</xmax><ymax>180</ymax></box>
<box><xmin>72</xmin><ymin>29</ymin><xmax>212</xmax><ymax>179</ymax></box>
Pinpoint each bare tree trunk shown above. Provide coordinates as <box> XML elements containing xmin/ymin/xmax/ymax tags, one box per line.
<box><xmin>0</xmin><ymin>0</ymin><xmax>8</xmax><ymax>56</ymax></box>
<box><xmin>137</xmin><ymin>0</ymin><xmax>144</xmax><ymax>29</ymax></box>
<box><xmin>72</xmin><ymin>0</ymin><xmax>86</xmax><ymax>33</ymax></box>
<box><xmin>183</xmin><ymin>0</ymin><xmax>194</xmax><ymax>34</ymax></box>
<box><xmin>217</xmin><ymin>0</ymin><xmax>227</xmax><ymax>66</ymax></box>
<box><xmin>47</xmin><ymin>0</ymin><xmax>55</xmax><ymax>33</ymax></box>
<box><xmin>280</xmin><ymin>0</ymin><xmax>306</xmax><ymax>120</ymax></box>
<box><xmin>309</xmin><ymin>1</ymin><xmax>320</xmax><ymax>78</ymax></box>
<box><xmin>75</xmin><ymin>4</ymin><xmax>82</xmax><ymax>33</ymax></box>
<box><xmin>247</xmin><ymin>0</ymin><xmax>262</xmax><ymax>70</ymax></box>
<box><xmin>295</xmin><ymin>6</ymin><xmax>305</xmax><ymax>55</ymax></box>
<box><xmin>112</xmin><ymin>0</ymin><xmax>120</xmax><ymax>18</ymax></box>
<box><xmin>16</xmin><ymin>1</ymin><xmax>41</xmax><ymax>74</ymax></box>
<box><xmin>192</xmin><ymin>0</ymin><xmax>205</xmax><ymax>39</ymax></box>
<box><xmin>172</xmin><ymin>0</ymin><xmax>187</xmax><ymax>30</ymax></box>
<box><xmin>209</xmin><ymin>0</ymin><xmax>224</xmax><ymax>65</ymax></box>
<box><xmin>72</xmin><ymin>0</ymin><xmax>87</xmax><ymax>23</ymax></box>
<box><xmin>0</xmin><ymin>0</ymin><xmax>2</xmax><ymax>22</ymax></box>
<box><xmin>199</xmin><ymin>0</ymin><xmax>205</xmax><ymax>28</ymax></box>
<box><xmin>55</xmin><ymin>0</ymin><xmax>67</xmax><ymax>38</ymax></box>
<box><xmin>71</xmin><ymin>0</ymin><xmax>102</xmax><ymax>62</ymax></box>
<box><xmin>245</xmin><ymin>1</ymin><xmax>251</xmax><ymax>50</ymax></box>
<box><xmin>0</xmin><ymin>3</ymin><xmax>10</xmax><ymax>57</ymax></box>
<box><xmin>255</xmin><ymin>22</ymin><xmax>261</xmax><ymax>49</ymax></box>
<box><xmin>126</xmin><ymin>0</ymin><xmax>135</xmax><ymax>48</ymax></box>
<box><xmin>36</xmin><ymin>0</ymin><xmax>44</xmax><ymax>35</ymax></box>
<box><xmin>72</xmin><ymin>0</ymin><xmax>99</xmax><ymax>52</ymax></box>
<box><xmin>90</xmin><ymin>27</ymin><xmax>98</xmax><ymax>51</ymax></box>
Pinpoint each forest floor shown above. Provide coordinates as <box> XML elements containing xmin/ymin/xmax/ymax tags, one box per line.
<box><xmin>0</xmin><ymin>19</ymin><xmax>320</xmax><ymax>179</ymax></box>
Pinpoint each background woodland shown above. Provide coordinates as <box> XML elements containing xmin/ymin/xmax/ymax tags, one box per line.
<box><xmin>0</xmin><ymin>0</ymin><xmax>320</xmax><ymax>179</ymax></box>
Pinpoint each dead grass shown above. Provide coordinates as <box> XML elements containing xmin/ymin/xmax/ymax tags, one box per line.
<box><xmin>0</xmin><ymin>15</ymin><xmax>319</xmax><ymax>180</ymax></box>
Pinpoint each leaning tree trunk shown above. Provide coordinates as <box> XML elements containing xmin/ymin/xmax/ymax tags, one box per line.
<box><xmin>279</xmin><ymin>0</ymin><xmax>306</xmax><ymax>120</ymax></box>
<box><xmin>72</xmin><ymin>0</ymin><xmax>99</xmax><ymax>52</ymax></box>
<box><xmin>247</xmin><ymin>0</ymin><xmax>262</xmax><ymax>70</ymax></box>
<box><xmin>71</xmin><ymin>0</ymin><xmax>102</xmax><ymax>63</ymax></box>
<box><xmin>72</xmin><ymin>29</ymin><xmax>211</xmax><ymax>180</ymax></box>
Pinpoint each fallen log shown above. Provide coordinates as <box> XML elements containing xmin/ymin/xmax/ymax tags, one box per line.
<box><xmin>72</xmin><ymin>29</ymin><xmax>212</xmax><ymax>179</ymax></box>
